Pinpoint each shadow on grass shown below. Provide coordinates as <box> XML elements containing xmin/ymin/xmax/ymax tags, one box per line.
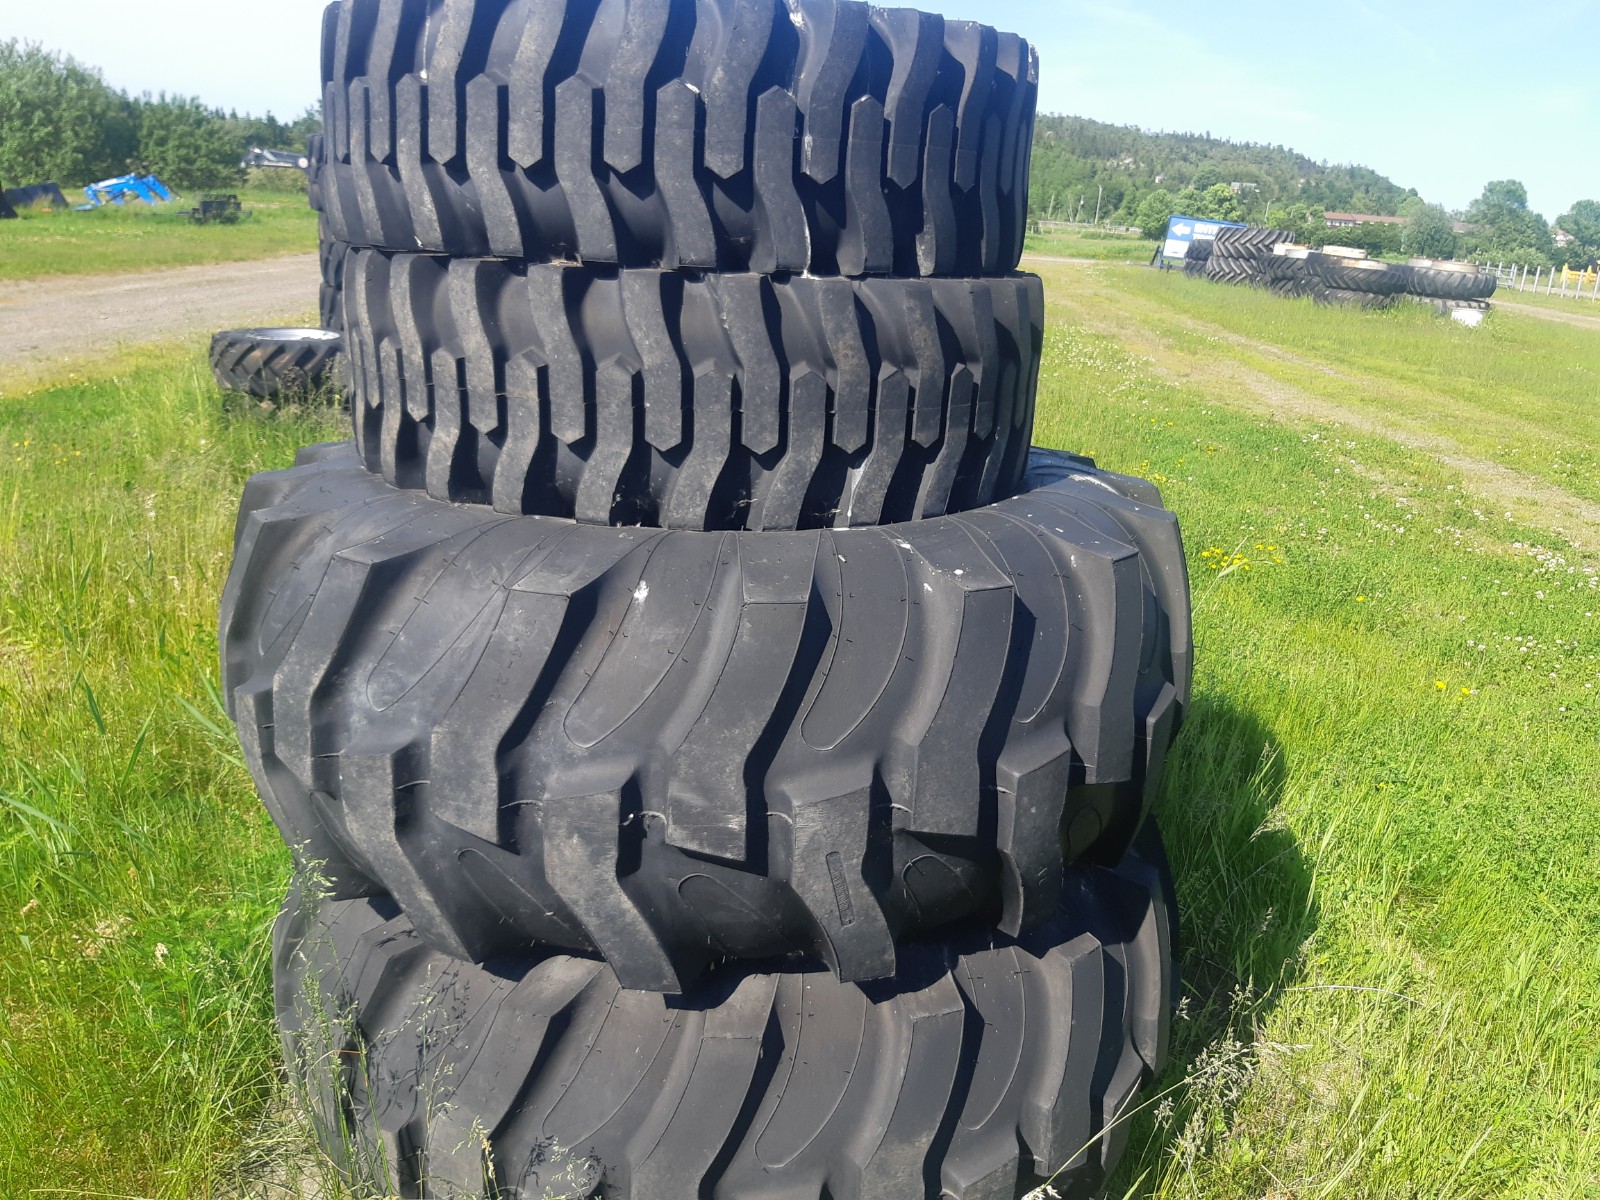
<box><xmin>1109</xmin><ymin>690</ymin><xmax>1318</xmax><ymax>1195</ymax></box>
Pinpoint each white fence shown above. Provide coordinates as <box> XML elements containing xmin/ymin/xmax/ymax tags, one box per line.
<box><xmin>1475</xmin><ymin>261</ymin><xmax>1600</xmax><ymax>301</ymax></box>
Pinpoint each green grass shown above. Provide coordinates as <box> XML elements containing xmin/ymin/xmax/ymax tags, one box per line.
<box><xmin>0</xmin><ymin>344</ymin><xmax>342</xmax><ymax>1197</ymax></box>
<box><xmin>0</xmin><ymin>189</ymin><xmax>318</xmax><ymax>281</ymax></box>
<box><xmin>1491</xmin><ymin>285</ymin><xmax>1600</xmax><ymax>316</ymax></box>
<box><xmin>1026</xmin><ymin>262</ymin><xmax>1599</xmax><ymax>1198</ymax></box>
<box><xmin>0</xmin><ymin>264</ymin><xmax>1597</xmax><ymax>1197</ymax></box>
<box><xmin>1046</xmin><ymin>266</ymin><xmax>1600</xmax><ymax>510</ymax></box>
<box><xmin>1024</xmin><ymin>225</ymin><xmax>1159</xmax><ymax>261</ymax></box>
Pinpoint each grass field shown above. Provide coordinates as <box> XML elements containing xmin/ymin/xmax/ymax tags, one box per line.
<box><xmin>0</xmin><ymin>188</ymin><xmax>318</xmax><ymax>281</ymax></box>
<box><xmin>1</xmin><ymin>263</ymin><xmax>1597</xmax><ymax>1198</ymax></box>
<box><xmin>1024</xmin><ymin>225</ymin><xmax>1159</xmax><ymax>262</ymax></box>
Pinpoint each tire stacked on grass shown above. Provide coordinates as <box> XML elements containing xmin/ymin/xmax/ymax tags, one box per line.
<box><xmin>1204</xmin><ymin>225</ymin><xmax>1292</xmax><ymax>287</ymax></box>
<box><xmin>1405</xmin><ymin>258</ymin><xmax>1496</xmax><ymax>315</ymax></box>
<box><xmin>1183</xmin><ymin>236</ymin><xmax>1213</xmax><ymax>277</ymax></box>
<box><xmin>1306</xmin><ymin>248</ymin><xmax>1408</xmax><ymax>309</ymax></box>
<box><xmin>1264</xmin><ymin>245</ymin><xmax>1327</xmax><ymax>302</ymax></box>
<box><xmin>210</xmin><ymin>134</ymin><xmax>349</xmax><ymax>402</ymax></box>
<box><xmin>221</xmin><ymin>1</ymin><xmax>1192</xmax><ymax>1195</ymax></box>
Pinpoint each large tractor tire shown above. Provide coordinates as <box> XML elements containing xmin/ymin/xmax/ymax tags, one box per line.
<box><xmin>318</xmin><ymin>0</ymin><xmax>1037</xmax><ymax>277</ymax></box>
<box><xmin>1203</xmin><ymin>252</ymin><xmax>1261</xmax><ymax>285</ymax></box>
<box><xmin>274</xmin><ymin>824</ymin><xmax>1177</xmax><ymax>1200</ymax></box>
<box><xmin>210</xmin><ymin>328</ymin><xmax>344</xmax><ymax>399</ymax></box>
<box><xmin>306</xmin><ymin>133</ymin><xmax>326</xmax><ymax>214</ymax></box>
<box><xmin>1406</xmin><ymin>258</ymin><xmax>1497</xmax><ymax>300</ymax></box>
<box><xmin>342</xmin><ymin>248</ymin><xmax>1043</xmax><ymax>531</ymax></box>
<box><xmin>1309</xmin><ymin>254</ymin><xmax>1409</xmax><ymax>296</ymax></box>
<box><xmin>221</xmin><ymin>443</ymin><xmax>1191</xmax><ymax>993</ymax></box>
<box><xmin>318</xmin><ymin>236</ymin><xmax>347</xmax><ymax>332</ymax></box>
<box><xmin>1211</xmin><ymin>226</ymin><xmax>1292</xmax><ymax>256</ymax></box>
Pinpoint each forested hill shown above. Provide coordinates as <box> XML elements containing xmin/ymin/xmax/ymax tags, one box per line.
<box><xmin>1029</xmin><ymin>114</ymin><xmax>1418</xmax><ymax>223</ymax></box>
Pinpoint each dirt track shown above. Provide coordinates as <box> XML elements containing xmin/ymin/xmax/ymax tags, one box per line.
<box><xmin>0</xmin><ymin>254</ymin><xmax>320</xmax><ymax>379</ymax></box>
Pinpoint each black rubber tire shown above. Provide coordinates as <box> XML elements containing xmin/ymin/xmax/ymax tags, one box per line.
<box><xmin>319</xmin><ymin>233</ymin><xmax>347</xmax><ymax>332</ymax></box>
<box><xmin>1211</xmin><ymin>226</ymin><xmax>1291</xmax><ymax>255</ymax></box>
<box><xmin>1264</xmin><ymin>250</ymin><xmax>1312</xmax><ymax>283</ymax></box>
<box><xmin>307</xmin><ymin>133</ymin><xmax>326</xmax><ymax>214</ymax></box>
<box><xmin>1405</xmin><ymin>260</ymin><xmax>1497</xmax><ymax>301</ymax></box>
<box><xmin>1307</xmin><ymin>253</ymin><xmax>1409</xmax><ymax>296</ymax></box>
<box><xmin>1203</xmin><ymin>252</ymin><xmax>1261</xmax><ymax>285</ymax></box>
<box><xmin>222</xmin><ymin>443</ymin><xmax>1191</xmax><ymax>993</ymax></box>
<box><xmin>210</xmin><ymin>328</ymin><xmax>345</xmax><ymax>399</ymax></box>
<box><xmin>319</xmin><ymin>0</ymin><xmax>1036</xmax><ymax>278</ymax></box>
<box><xmin>342</xmin><ymin>248</ymin><xmax>1043</xmax><ymax>531</ymax></box>
<box><xmin>273</xmin><ymin>826</ymin><xmax>1176</xmax><ymax>1200</ymax></box>
<box><xmin>1318</xmin><ymin>287</ymin><xmax>1397</xmax><ymax>310</ymax></box>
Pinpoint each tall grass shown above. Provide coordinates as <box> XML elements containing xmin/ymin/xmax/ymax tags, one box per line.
<box><xmin>1028</xmin><ymin>279</ymin><xmax>1600</xmax><ymax>1197</ymax></box>
<box><xmin>0</xmin><ymin>342</ymin><xmax>342</xmax><ymax>1196</ymax></box>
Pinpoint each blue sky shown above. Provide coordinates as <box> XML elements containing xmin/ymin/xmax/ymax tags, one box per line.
<box><xmin>9</xmin><ymin>0</ymin><xmax>1596</xmax><ymax>220</ymax></box>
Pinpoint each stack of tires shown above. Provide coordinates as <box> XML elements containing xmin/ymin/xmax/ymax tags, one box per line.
<box><xmin>1183</xmin><ymin>236</ymin><xmax>1213</xmax><ymax>277</ymax></box>
<box><xmin>1404</xmin><ymin>257</ymin><xmax>1496</xmax><ymax>314</ymax></box>
<box><xmin>1263</xmin><ymin>245</ymin><xmax>1321</xmax><ymax>301</ymax></box>
<box><xmin>221</xmin><ymin>2</ymin><xmax>1193</xmax><ymax>1197</ymax></box>
<box><xmin>1304</xmin><ymin>247</ymin><xmax>1408</xmax><ymax>309</ymax></box>
<box><xmin>1203</xmin><ymin>226</ymin><xmax>1292</xmax><ymax>287</ymax></box>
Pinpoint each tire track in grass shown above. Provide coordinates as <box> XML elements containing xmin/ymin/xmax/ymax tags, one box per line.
<box><xmin>1032</xmin><ymin>262</ymin><xmax>1600</xmax><ymax>553</ymax></box>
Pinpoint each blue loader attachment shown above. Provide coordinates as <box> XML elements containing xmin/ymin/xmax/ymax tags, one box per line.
<box><xmin>78</xmin><ymin>174</ymin><xmax>175</xmax><ymax>209</ymax></box>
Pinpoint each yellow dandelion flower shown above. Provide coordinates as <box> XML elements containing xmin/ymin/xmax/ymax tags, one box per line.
<box><xmin>1434</xmin><ymin>680</ymin><xmax>1446</xmax><ymax>690</ymax></box>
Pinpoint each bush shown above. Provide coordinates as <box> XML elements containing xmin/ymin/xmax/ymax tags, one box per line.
<box><xmin>243</xmin><ymin>167</ymin><xmax>309</xmax><ymax>195</ymax></box>
<box><xmin>0</xmin><ymin>41</ymin><xmax>136</xmax><ymax>186</ymax></box>
<box><xmin>131</xmin><ymin>95</ymin><xmax>242</xmax><ymax>191</ymax></box>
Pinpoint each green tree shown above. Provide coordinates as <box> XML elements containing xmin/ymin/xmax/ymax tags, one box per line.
<box><xmin>1134</xmin><ymin>188</ymin><xmax>1175</xmax><ymax>240</ymax></box>
<box><xmin>1554</xmin><ymin>199</ymin><xmax>1600</xmax><ymax>265</ymax></box>
<box><xmin>0</xmin><ymin>40</ymin><xmax>135</xmax><ymax>187</ymax></box>
<box><xmin>1200</xmin><ymin>183</ymin><xmax>1244</xmax><ymax>222</ymax></box>
<box><xmin>131</xmin><ymin>94</ymin><xmax>242</xmax><ymax>190</ymax></box>
<box><xmin>1404</xmin><ymin>202</ymin><xmax>1458</xmax><ymax>259</ymax></box>
<box><xmin>1172</xmin><ymin>186</ymin><xmax>1205</xmax><ymax>217</ymax></box>
<box><xmin>1266</xmin><ymin>201</ymin><xmax>1326</xmax><ymax>244</ymax></box>
<box><xmin>1462</xmin><ymin>179</ymin><xmax>1553</xmax><ymax>264</ymax></box>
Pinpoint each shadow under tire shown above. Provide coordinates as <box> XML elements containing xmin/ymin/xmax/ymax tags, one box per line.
<box><xmin>209</xmin><ymin>328</ymin><xmax>344</xmax><ymax>399</ymax></box>
<box><xmin>222</xmin><ymin>443</ymin><xmax>1192</xmax><ymax>994</ymax></box>
<box><xmin>273</xmin><ymin>824</ymin><xmax>1178</xmax><ymax>1200</ymax></box>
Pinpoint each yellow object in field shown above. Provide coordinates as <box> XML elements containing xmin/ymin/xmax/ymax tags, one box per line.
<box><xmin>1562</xmin><ymin>265</ymin><xmax>1598</xmax><ymax>292</ymax></box>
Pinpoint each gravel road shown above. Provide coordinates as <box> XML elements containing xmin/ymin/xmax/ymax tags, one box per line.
<box><xmin>0</xmin><ymin>254</ymin><xmax>320</xmax><ymax>378</ymax></box>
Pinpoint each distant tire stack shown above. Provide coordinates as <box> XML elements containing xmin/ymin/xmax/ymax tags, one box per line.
<box><xmin>1184</xmin><ymin>227</ymin><xmax>1496</xmax><ymax>319</ymax></box>
<box><xmin>1404</xmin><ymin>258</ymin><xmax>1497</xmax><ymax>314</ymax></box>
<box><xmin>222</xmin><ymin>2</ymin><xmax>1193</xmax><ymax>1195</ymax></box>
<box><xmin>1203</xmin><ymin>225</ymin><xmax>1292</xmax><ymax>287</ymax></box>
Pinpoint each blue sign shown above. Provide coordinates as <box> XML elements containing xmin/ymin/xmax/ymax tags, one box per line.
<box><xmin>1163</xmin><ymin>213</ymin><xmax>1248</xmax><ymax>261</ymax></box>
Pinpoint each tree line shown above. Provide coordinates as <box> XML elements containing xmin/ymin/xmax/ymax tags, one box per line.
<box><xmin>0</xmin><ymin>41</ymin><xmax>317</xmax><ymax>193</ymax></box>
<box><xmin>1031</xmin><ymin>113</ymin><xmax>1598</xmax><ymax>269</ymax></box>
<box><xmin>4</xmin><ymin>38</ymin><xmax>1595</xmax><ymax>268</ymax></box>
